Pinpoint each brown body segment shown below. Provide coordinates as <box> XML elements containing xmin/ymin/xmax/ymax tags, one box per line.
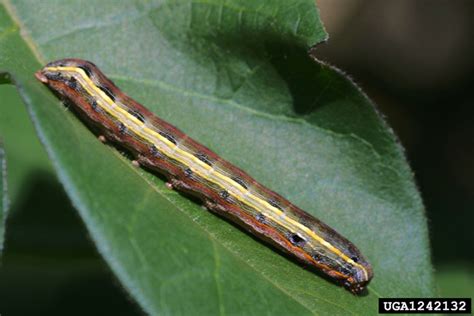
<box><xmin>35</xmin><ymin>58</ymin><xmax>373</xmax><ymax>294</ymax></box>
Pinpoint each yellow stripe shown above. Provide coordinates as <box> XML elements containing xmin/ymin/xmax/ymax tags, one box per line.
<box><xmin>47</xmin><ymin>66</ymin><xmax>368</xmax><ymax>279</ymax></box>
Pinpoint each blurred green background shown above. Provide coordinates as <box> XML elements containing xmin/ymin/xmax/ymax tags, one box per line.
<box><xmin>0</xmin><ymin>0</ymin><xmax>473</xmax><ymax>314</ymax></box>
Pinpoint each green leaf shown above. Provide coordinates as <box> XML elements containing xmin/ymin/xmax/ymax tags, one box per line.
<box><xmin>0</xmin><ymin>144</ymin><xmax>7</xmax><ymax>257</ymax></box>
<box><xmin>0</xmin><ymin>0</ymin><xmax>435</xmax><ymax>314</ymax></box>
<box><xmin>0</xmin><ymin>84</ymin><xmax>53</xmax><ymax>202</ymax></box>
<box><xmin>436</xmin><ymin>265</ymin><xmax>474</xmax><ymax>298</ymax></box>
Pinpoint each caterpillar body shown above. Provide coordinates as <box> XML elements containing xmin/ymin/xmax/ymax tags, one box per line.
<box><xmin>35</xmin><ymin>58</ymin><xmax>373</xmax><ymax>294</ymax></box>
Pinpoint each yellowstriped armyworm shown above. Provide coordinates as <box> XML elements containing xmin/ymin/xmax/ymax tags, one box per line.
<box><xmin>35</xmin><ymin>59</ymin><xmax>373</xmax><ymax>294</ymax></box>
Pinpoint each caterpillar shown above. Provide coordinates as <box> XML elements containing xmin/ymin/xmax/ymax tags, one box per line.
<box><xmin>35</xmin><ymin>58</ymin><xmax>373</xmax><ymax>294</ymax></box>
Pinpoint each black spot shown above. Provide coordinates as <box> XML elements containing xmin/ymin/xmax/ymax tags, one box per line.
<box><xmin>350</xmin><ymin>256</ymin><xmax>359</xmax><ymax>263</ymax></box>
<box><xmin>339</xmin><ymin>266</ymin><xmax>352</xmax><ymax>275</ymax></box>
<box><xmin>289</xmin><ymin>233</ymin><xmax>306</xmax><ymax>246</ymax></box>
<box><xmin>159</xmin><ymin>131</ymin><xmax>177</xmax><ymax>145</ymax></box>
<box><xmin>150</xmin><ymin>145</ymin><xmax>162</xmax><ymax>158</ymax></box>
<box><xmin>128</xmin><ymin>109</ymin><xmax>146</xmax><ymax>123</ymax></box>
<box><xmin>67</xmin><ymin>76</ymin><xmax>77</xmax><ymax>89</ymax></box>
<box><xmin>256</xmin><ymin>213</ymin><xmax>266</xmax><ymax>223</ymax></box>
<box><xmin>99</xmin><ymin>85</ymin><xmax>116</xmax><ymax>101</ymax></box>
<box><xmin>78</xmin><ymin>65</ymin><xmax>92</xmax><ymax>78</ymax></box>
<box><xmin>268</xmin><ymin>198</ymin><xmax>283</xmax><ymax>210</ymax></box>
<box><xmin>232</xmin><ymin>176</ymin><xmax>248</xmax><ymax>189</ymax></box>
<box><xmin>219</xmin><ymin>190</ymin><xmax>230</xmax><ymax>200</ymax></box>
<box><xmin>312</xmin><ymin>252</ymin><xmax>330</xmax><ymax>265</ymax></box>
<box><xmin>46</xmin><ymin>72</ymin><xmax>63</xmax><ymax>81</ymax></box>
<box><xmin>118</xmin><ymin>122</ymin><xmax>127</xmax><ymax>134</ymax></box>
<box><xmin>90</xmin><ymin>100</ymin><xmax>98</xmax><ymax>111</ymax></box>
<box><xmin>184</xmin><ymin>168</ymin><xmax>193</xmax><ymax>177</ymax></box>
<box><xmin>195</xmin><ymin>152</ymin><xmax>212</xmax><ymax>166</ymax></box>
